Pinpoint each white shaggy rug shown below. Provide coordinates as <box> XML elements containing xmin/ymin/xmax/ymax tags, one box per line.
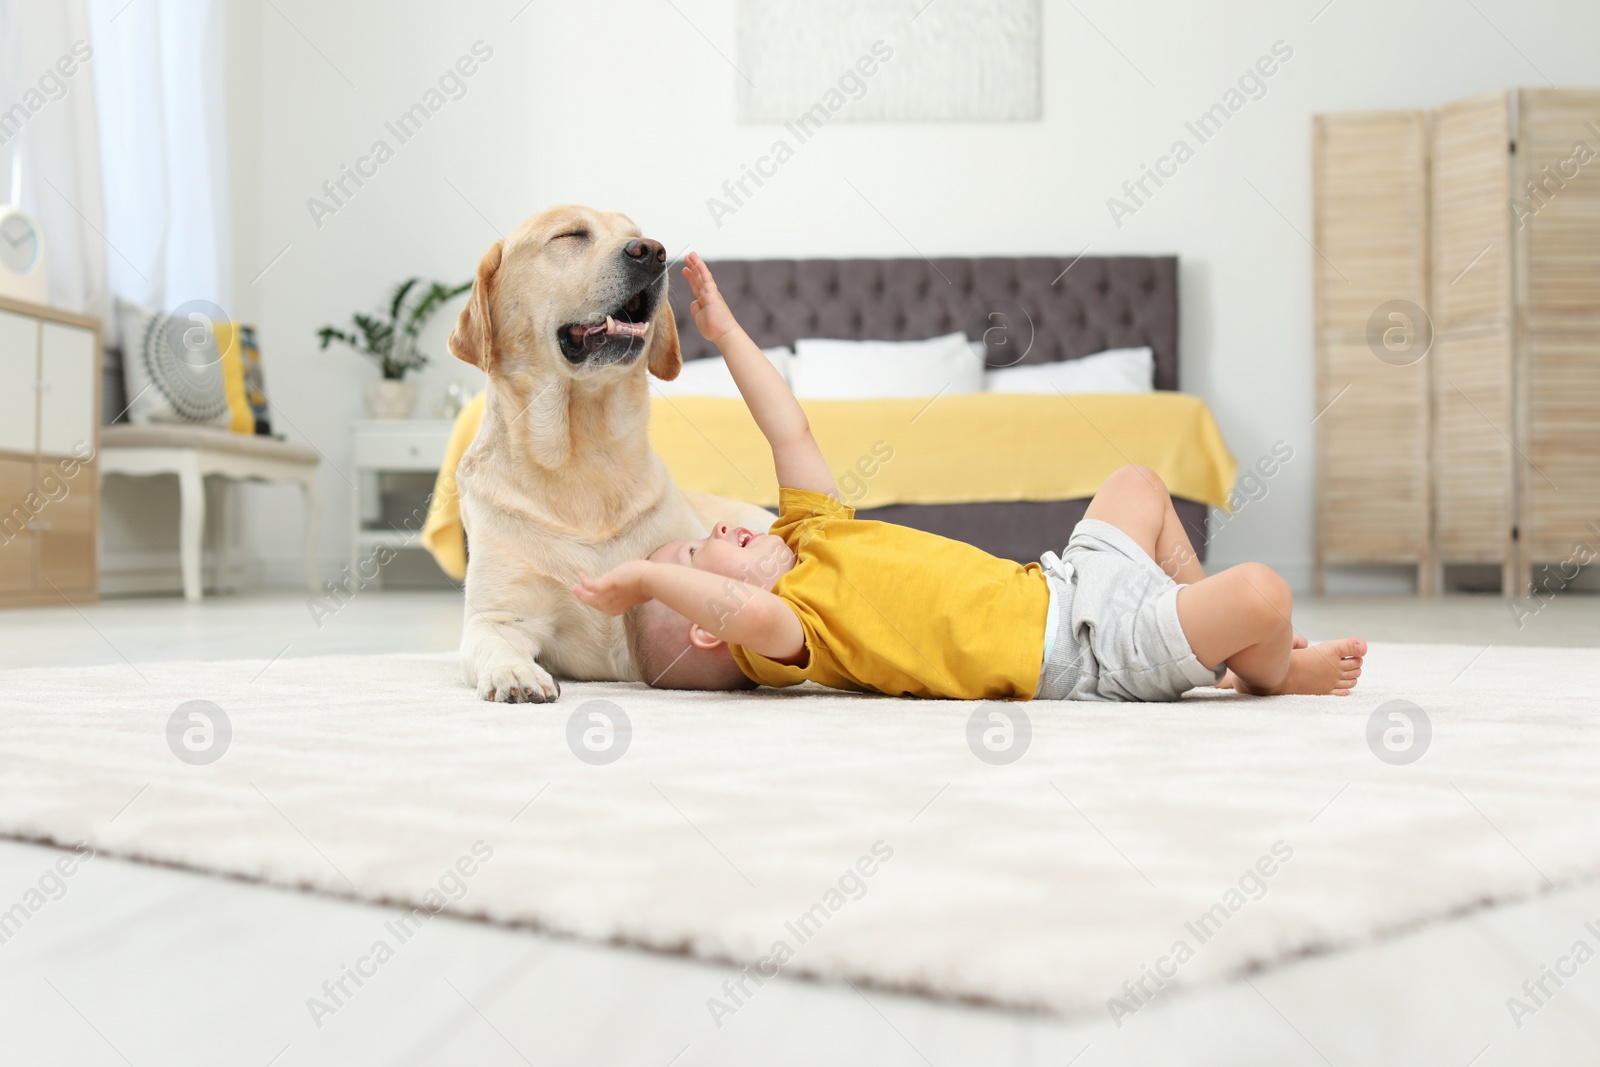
<box><xmin>2</xmin><ymin>642</ymin><xmax>1598</xmax><ymax>1018</ymax></box>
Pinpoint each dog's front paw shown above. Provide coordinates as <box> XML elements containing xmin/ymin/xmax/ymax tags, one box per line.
<box><xmin>478</xmin><ymin>658</ymin><xmax>561</xmax><ymax>703</ymax></box>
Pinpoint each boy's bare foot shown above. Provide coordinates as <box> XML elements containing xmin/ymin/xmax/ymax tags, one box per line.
<box><xmin>1231</xmin><ymin>638</ymin><xmax>1367</xmax><ymax>696</ymax></box>
<box><xmin>1215</xmin><ymin>632</ymin><xmax>1310</xmax><ymax>689</ymax></box>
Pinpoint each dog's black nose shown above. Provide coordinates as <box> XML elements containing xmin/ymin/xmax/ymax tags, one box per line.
<box><xmin>624</xmin><ymin>238</ymin><xmax>666</xmax><ymax>266</ymax></box>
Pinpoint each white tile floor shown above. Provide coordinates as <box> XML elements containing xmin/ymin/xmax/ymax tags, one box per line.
<box><xmin>2</xmin><ymin>588</ymin><xmax>1598</xmax><ymax>1066</ymax></box>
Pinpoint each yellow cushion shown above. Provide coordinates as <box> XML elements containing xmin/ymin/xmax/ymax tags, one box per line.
<box><xmin>212</xmin><ymin>322</ymin><xmax>256</xmax><ymax>435</ymax></box>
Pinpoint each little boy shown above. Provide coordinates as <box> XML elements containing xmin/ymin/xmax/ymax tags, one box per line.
<box><xmin>574</xmin><ymin>254</ymin><xmax>1365</xmax><ymax>701</ymax></box>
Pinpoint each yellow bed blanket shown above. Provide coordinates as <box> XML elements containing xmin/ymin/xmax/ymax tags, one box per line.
<box><xmin>420</xmin><ymin>391</ymin><xmax>1237</xmax><ymax>580</ymax></box>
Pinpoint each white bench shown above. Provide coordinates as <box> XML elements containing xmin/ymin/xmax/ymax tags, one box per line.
<box><xmin>99</xmin><ymin>424</ymin><xmax>321</xmax><ymax>601</ymax></box>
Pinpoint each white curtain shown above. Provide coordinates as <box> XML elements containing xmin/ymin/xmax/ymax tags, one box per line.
<box><xmin>0</xmin><ymin>0</ymin><xmax>108</xmax><ymax>319</ymax></box>
<box><xmin>88</xmin><ymin>0</ymin><xmax>232</xmax><ymax>330</ymax></box>
<box><xmin>0</xmin><ymin>0</ymin><xmax>231</xmax><ymax>339</ymax></box>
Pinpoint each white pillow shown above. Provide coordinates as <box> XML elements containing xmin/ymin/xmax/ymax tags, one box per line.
<box><xmin>652</xmin><ymin>346</ymin><xmax>792</xmax><ymax>397</ymax></box>
<box><xmin>984</xmin><ymin>346</ymin><xmax>1155</xmax><ymax>395</ymax></box>
<box><xmin>790</xmin><ymin>332</ymin><xmax>983</xmax><ymax>400</ymax></box>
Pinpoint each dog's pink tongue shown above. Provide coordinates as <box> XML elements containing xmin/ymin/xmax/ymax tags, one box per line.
<box><xmin>574</xmin><ymin>317</ymin><xmax>647</xmax><ymax>345</ymax></box>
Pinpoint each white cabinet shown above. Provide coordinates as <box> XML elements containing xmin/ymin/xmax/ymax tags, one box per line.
<box><xmin>0</xmin><ymin>296</ymin><xmax>101</xmax><ymax>606</ymax></box>
<box><xmin>39</xmin><ymin>320</ymin><xmax>98</xmax><ymax>458</ymax></box>
<box><xmin>0</xmin><ymin>309</ymin><xmax>38</xmax><ymax>454</ymax></box>
<box><xmin>350</xmin><ymin>419</ymin><xmax>456</xmax><ymax>580</ymax></box>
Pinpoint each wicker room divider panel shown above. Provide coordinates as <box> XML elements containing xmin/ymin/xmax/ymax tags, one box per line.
<box><xmin>1312</xmin><ymin>110</ymin><xmax>1434</xmax><ymax>593</ymax></box>
<box><xmin>1315</xmin><ymin>88</ymin><xmax>1600</xmax><ymax>596</ymax></box>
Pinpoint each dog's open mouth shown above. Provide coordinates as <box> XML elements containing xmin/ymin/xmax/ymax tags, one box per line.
<box><xmin>558</xmin><ymin>282</ymin><xmax>660</xmax><ymax>363</ymax></box>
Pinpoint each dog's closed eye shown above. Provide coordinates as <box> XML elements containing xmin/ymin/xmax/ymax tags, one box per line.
<box><xmin>551</xmin><ymin>230</ymin><xmax>589</xmax><ymax>243</ymax></box>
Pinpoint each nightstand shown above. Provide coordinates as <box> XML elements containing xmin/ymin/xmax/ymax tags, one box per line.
<box><xmin>350</xmin><ymin>420</ymin><xmax>455</xmax><ymax>581</ymax></box>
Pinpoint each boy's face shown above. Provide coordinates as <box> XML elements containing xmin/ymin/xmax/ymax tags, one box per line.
<box><xmin>652</xmin><ymin>522</ymin><xmax>793</xmax><ymax>589</ymax></box>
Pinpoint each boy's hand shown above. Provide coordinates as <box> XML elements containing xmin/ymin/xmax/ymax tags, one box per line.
<box><xmin>573</xmin><ymin>561</ymin><xmax>654</xmax><ymax>615</ymax></box>
<box><xmin>683</xmin><ymin>252</ymin><xmax>740</xmax><ymax>346</ymax></box>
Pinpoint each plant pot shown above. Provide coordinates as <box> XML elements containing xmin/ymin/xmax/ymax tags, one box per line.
<box><xmin>363</xmin><ymin>379</ymin><xmax>418</xmax><ymax>420</ymax></box>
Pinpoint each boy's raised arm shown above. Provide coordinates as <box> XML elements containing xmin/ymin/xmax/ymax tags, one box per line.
<box><xmin>681</xmin><ymin>253</ymin><xmax>838</xmax><ymax>499</ymax></box>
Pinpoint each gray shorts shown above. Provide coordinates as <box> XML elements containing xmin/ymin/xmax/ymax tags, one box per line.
<box><xmin>1035</xmin><ymin>519</ymin><xmax>1225</xmax><ymax>702</ymax></box>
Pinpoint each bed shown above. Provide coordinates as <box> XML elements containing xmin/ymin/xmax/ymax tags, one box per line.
<box><xmin>663</xmin><ymin>254</ymin><xmax>1219</xmax><ymax>563</ymax></box>
<box><xmin>422</xmin><ymin>255</ymin><xmax>1236</xmax><ymax>577</ymax></box>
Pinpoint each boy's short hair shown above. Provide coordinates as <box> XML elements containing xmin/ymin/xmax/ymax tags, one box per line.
<box><xmin>624</xmin><ymin>598</ymin><xmax>756</xmax><ymax>691</ymax></box>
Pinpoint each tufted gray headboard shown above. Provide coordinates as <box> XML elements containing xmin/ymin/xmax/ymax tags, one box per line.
<box><xmin>667</xmin><ymin>256</ymin><xmax>1179</xmax><ymax>390</ymax></box>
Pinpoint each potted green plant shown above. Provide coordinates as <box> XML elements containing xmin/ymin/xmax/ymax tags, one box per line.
<box><xmin>318</xmin><ymin>277</ymin><xmax>472</xmax><ymax>419</ymax></box>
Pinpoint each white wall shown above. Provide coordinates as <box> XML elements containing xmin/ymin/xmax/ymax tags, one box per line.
<box><xmin>232</xmin><ymin>0</ymin><xmax>1600</xmax><ymax>590</ymax></box>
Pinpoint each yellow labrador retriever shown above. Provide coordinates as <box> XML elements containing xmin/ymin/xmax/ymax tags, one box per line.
<box><xmin>449</xmin><ymin>205</ymin><xmax>770</xmax><ymax>702</ymax></box>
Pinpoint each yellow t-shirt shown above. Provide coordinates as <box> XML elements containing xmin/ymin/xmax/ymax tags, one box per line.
<box><xmin>729</xmin><ymin>489</ymin><xmax>1051</xmax><ymax>700</ymax></box>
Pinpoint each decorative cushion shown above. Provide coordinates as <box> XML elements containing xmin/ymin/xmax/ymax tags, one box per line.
<box><xmin>236</xmin><ymin>324</ymin><xmax>273</xmax><ymax>435</ymax></box>
<box><xmin>115</xmin><ymin>297</ymin><xmax>231</xmax><ymax>428</ymax></box>
<box><xmin>212</xmin><ymin>322</ymin><xmax>256</xmax><ymax>434</ymax></box>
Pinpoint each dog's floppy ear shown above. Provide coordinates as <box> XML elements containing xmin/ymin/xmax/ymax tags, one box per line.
<box><xmin>449</xmin><ymin>241</ymin><xmax>503</xmax><ymax>371</ymax></box>
<box><xmin>647</xmin><ymin>300</ymin><xmax>682</xmax><ymax>381</ymax></box>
